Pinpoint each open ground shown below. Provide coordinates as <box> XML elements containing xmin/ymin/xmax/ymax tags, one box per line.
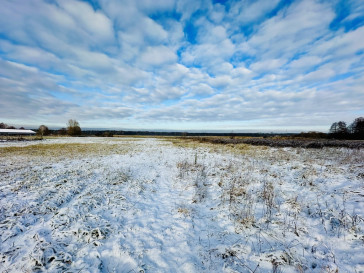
<box><xmin>0</xmin><ymin>137</ymin><xmax>363</xmax><ymax>272</ymax></box>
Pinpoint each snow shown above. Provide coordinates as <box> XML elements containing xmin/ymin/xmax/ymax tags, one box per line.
<box><xmin>0</xmin><ymin>137</ymin><xmax>363</xmax><ymax>272</ymax></box>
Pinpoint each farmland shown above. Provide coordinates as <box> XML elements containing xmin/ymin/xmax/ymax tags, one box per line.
<box><xmin>1</xmin><ymin>137</ymin><xmax>363</xmax><ymax>272</ymax></box>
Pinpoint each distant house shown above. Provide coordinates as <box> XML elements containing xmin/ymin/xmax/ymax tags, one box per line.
<box><xmin>0</xmin><ymin>129</ymin><xmax>36</xmax><ymax>136</ymax></box>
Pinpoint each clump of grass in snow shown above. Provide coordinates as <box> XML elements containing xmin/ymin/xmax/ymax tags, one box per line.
<box><xmin>177</xmin><ymin>207</ymin><xmax>190</xmax><ymax>217</ymax></box>
<box><xmin>260</xmin><ymin>180</ymin><xmax>276</xmax><ymax>219</ymax></box>
<box><xmin>193</xmin><ymin>167</ymin><xmax>209</xmax><ymax>203</ymax></box>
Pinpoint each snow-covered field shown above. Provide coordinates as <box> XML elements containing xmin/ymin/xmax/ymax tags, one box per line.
<box><xmin>1</xmin><ymin>137</ymin><xmax>363</xmax><ymax>273</ymax></box>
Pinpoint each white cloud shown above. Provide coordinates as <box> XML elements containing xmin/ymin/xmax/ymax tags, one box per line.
<box><xmin>231</xmin><ymin>66</ymin><xmax>253</xmax><ymax>77</ymax></box>
<box><xmin>181</xmin><ymin>39</ymin><xmax>235</xmax><ymax>70</ymax></box>
<box><xmin>246</xmin><ymin>0</ymin><xmax>335</xmax><ymax>59</ymax></box>
<box><xmin>288</xmin><ymin>56</ymin><xmax>323</xmax><ymax>71</ymax></box>
<box><xmin>176</xmin><ymin>0</ymin><xmax>208</xmax><ymax>22</ymax></box>
<box><xmin>189</xmin><ymin>83</ymin><xmax>215</xmax><ymax>96</ymax></box>
<box><xmin>208</xmin><ymin>75</ymin><xmax>233</xmax><ymax>89</ymax></box>
<box><xmin>209</xmin><ymin>3</ymin><xmax>225</xmax><ymax>24</ymax></box>
<box><xmin>56</xmin><ymin>0</ymin><xmax>114</xmax><ymax>43</ymax></box>
<box><xmin>343</xmin><ymin>0</ymin><xmax>364</xmax><ymax>22</ymax></box>
<box><xmin>0</xmin><ymin>0</ymin><xmax>363</xmax><ymax>131</ymax></box>
<box><xmin>250</xmin><ymin>58</ymin><xmax>287</xmax><ymax>73</ymax></box>
<box><xmin>139</xmin><ymin>46</ymin><xmax>177</xmax><ymax>66</ymax></box>
<box><xmin>229</xmin><ymin>0</ymin><xmax>281</xmax><ymax>25</ymax></box>
<box><xmin>136</xmin><ymin>0</ymin><xmax>176</xmax><ymax>13</ymax></box>
<box><xmin>312</xmin><ymin>26</ymin><xmax>364</xmax><ymax>58</ymax></box>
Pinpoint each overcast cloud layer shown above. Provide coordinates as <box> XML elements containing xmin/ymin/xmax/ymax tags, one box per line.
<box><xmin>0</xmin><ymin>0</ymin><xmax>363</xmax><ymax>131</ymax></box>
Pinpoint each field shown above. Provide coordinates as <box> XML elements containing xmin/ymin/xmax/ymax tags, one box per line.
<box><xmin>1</xmin><ymin>137</ymin><xmax>363</xmax><ymax>272</ymax></box>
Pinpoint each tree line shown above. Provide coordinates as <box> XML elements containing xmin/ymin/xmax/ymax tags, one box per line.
<box><xmin>38</xmin><ymin>119</ymin><xmax>82</xmax><ymax>136</ymax></box>
<box><xmin>0</xmin><ymin>120</ymin><xmax>82</xmax><ymax>137</ymax></box>
<box><xmin>2</xmin><ymin>118</ymin><xmax>364</xmax><ymax>139</ymax></box>
<box><xmin>329</xmin><ymin>117</ymin><xmax>364</xmax><ymax>139</ymax></box>
<box><xmin>0</xmin><ymin>123</ymin><xmax>26</xmax><ymax>130</ymax></box>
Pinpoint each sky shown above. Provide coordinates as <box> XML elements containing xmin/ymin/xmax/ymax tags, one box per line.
<box><xmin>0</xmin><ymin>0</ymin><xmax>363</xmax><ymax>132</ymax></box>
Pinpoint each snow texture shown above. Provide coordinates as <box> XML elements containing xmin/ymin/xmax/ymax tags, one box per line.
<box><xmin>0</xmin><ymin>137</ymin><xmax>363</xmax><ymax>272</ymax></box>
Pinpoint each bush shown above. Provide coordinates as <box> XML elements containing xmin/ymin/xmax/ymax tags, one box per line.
<box><xmin>294</xmin><ymin>131</ymin><xmax>327</xmax><ymax>139</ymax></box>
<box><xmin>103</xmin><ymin>131</ymin><xmax>113</xmax><ymax>137</ymax></box>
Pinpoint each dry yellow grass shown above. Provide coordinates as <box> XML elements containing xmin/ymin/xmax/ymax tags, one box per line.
<box><xmin>177</xmin><ymin>207</ymin><xmax>190</xmax><ymax>217</ymax></box>
<box><xmin>164</xmin><ymin>136</ymin><xmax>265</xmax><ymax>157</ymax></box>
<box><xmin>0</xmin><ymin>143</ymin><xmax>133</xmax><ymax>159</ymax></box>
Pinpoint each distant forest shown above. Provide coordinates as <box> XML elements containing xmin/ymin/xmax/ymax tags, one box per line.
<box><xmin>1</xmin><ymin>117</ymin><xmax>363</xmax><ymax>139</ymax></box>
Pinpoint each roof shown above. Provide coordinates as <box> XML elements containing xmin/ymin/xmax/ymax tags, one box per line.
<box><xmin>0</xmin><ymin>129</ymin><xmax>36</xmax><ymax>134</ymax></box>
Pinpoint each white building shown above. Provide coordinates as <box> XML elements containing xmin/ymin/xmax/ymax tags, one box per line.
<box><xmin>0</xmin><ymin>129</ymin><xmax>36</xmax><ymax>136</ymax></box>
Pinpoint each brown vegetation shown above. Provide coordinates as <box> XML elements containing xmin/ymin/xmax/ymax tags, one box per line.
<box><xmin>189</xmin><ymin>136</ymin><xmax>364</xmax><ymax>149</ymax></box>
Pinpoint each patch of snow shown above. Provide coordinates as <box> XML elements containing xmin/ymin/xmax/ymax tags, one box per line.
<box><xmin>0</xmin><ymin>137</ymin><xmax>363</xmax><ymax>272</ymax></box>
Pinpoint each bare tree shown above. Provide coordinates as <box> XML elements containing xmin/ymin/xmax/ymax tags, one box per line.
<box><xmin>337</xmin><ymin>121</ymin><xmax>348</xmax><ymax>135</ymax></box>
<box><xmin>329</xmin><ymin>121</ymin><xmax>348</xmax><ymax>139</ymax></box>
<box><xmin>67</xmin><ymin>119</ymin><xmax>81</xmax><ymax>136</ymax></box>
<box><xmin>350</xmin><ymin>117</ymin><xmax>364</xmax><ymax>139</ymax></box>
<box><xmin>329</xmin><ymin>122</ymin><xmax>338</xmax><ymax>134</ymax></box>
<box><xmin>0</xmin><ymin>122</ymin><xmax>8</xmax><ymax>129</ymax></box>
<box><xmin>38</xmin><ymin>125</ymin><xmax>50</xmax><ymax>136</ymax></box>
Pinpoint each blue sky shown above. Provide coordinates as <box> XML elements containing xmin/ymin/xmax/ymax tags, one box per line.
<box><xmin>0</xmin><ymin>0</ymin><xmax>363</xmax><ymax>132</ymax></box>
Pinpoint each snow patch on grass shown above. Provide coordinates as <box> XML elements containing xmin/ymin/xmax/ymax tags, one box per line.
<box><xmin>0</xmin><ymin>137</ymin><xmax>363</xmax><ymax>272</ymax></box>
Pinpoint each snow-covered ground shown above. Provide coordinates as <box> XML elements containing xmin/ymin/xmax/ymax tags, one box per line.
<box><xmin>0</xmin><ymin>137</ymin><xmax>363</xmax><ymax>272</ymax></box>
